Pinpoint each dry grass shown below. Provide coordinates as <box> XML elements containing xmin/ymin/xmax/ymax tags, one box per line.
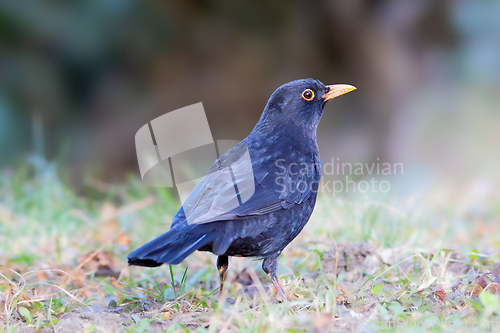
<box><xmin>1</xmin><ymin>158</ymin><xmax>499</xmax><ymax>332</ymax></box>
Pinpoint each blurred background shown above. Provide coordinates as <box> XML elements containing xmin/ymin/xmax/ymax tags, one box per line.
<box><xmin>1</xmin><ymin>0</ymin><xmax>499</xmax><ymax>192</ymax></box>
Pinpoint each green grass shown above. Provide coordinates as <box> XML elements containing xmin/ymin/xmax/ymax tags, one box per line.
<box><xmin>1</xmin><ymin>157</ymin><xmax>499</xmax><ymax>332</ymax></box>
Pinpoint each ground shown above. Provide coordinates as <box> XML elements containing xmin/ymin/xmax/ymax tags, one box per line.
<box><xmin>1</xmin><ymin>159</ymin><xmax>499</xmax><ymax>332</ymax></box>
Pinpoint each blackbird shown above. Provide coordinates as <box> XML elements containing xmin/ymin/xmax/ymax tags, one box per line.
<box><xmin>128</xmin><ymin>79</ymin><xmax>356</xmax><ymax>301</ymax></box>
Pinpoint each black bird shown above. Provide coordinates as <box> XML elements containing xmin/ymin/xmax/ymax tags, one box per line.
<box><xmin>128</xmin><ymin>79</ymin><xmax>356</xmax><ymax>301</ymax></box>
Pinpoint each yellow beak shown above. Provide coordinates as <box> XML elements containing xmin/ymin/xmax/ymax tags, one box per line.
<box><xmin>322</xmin><ymin>84</ymin><xmax>357</xmax><ymax>101</ymax></box>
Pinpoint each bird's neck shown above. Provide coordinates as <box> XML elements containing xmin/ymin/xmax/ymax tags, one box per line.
<box><xmin>252</xmin><ymin>112</ymin><xmax>320</xmax><ymax>143</ymax></box>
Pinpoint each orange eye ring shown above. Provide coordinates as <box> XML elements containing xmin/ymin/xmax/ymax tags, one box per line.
<box><xmin>302</xmin><ymin>89</ymin><xmax>314</xmax><ymax>101</ymax></box>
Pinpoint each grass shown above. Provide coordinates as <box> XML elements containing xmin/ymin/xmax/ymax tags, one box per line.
<box><xmin>1</xmin><ymin>156</ymin><xmax>499</xmax><ymax>332</ymax></box>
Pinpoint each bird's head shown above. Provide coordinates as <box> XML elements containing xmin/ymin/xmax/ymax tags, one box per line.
<box><xmin>257</xmin><ymin>78</ymin><xmax>356</xmax><ymax>137</ymax></box>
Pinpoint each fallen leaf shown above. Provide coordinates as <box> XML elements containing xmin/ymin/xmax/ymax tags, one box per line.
<box><xmin>118</xmin><ymin>233</ymin><xmax>131</xmax><ymax>246</ymax></box>
<box><xmin>475</xmin><ymin>276</ymin><xmax>488</xmax><ymax>289</ymax></box>
<box><xmin>451</xmin><ymin>279</ymin><xmax>463</xmax><ymax>292</ymax></box>
<box><xmin>433</xmin><ymin>287</ymin><xmax>447</xmax><ymax>302</ymax></box>
<box><xmin>466</xmin><ymin>284</ymin><xmax>484</xmax><ymax>297</ymax></box>
<box><xmin>312</xmin><ymin>314</ymin><xmax>333</xmax><ymax>332</ymax></box>
<box><xmin>71</xmin><ymin>272</ymin><xmax>85</xmax><ymax>288</ymax></box>
<box><xmin>488</xmin><ymin>283</ymin><xmax>500</xmax><ymax>295</ymax></box>
<box><xmin>37</xmin><ymin>271</ymin><xmax>49</xmax><ymax>281</ymax></box>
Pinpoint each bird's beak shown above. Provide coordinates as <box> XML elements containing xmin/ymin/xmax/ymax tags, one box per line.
<box><xmin>322</xmin><ymin>84</ymin><xmax>357</xmax><ymax>102</ymax></box>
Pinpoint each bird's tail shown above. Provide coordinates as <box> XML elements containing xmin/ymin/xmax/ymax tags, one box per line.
<box><xmin>128</xmin><ymin>226</ymin><xmax>215</xmax><ymax>267</ymax></box>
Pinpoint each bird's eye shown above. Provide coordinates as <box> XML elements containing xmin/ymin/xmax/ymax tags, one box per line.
<box><xmin>302</xmin><ymin>89</ymin><xmax>314</xmax><ymax>101</ymax></box>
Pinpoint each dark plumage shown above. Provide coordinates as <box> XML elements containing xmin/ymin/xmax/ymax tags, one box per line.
<box><xmin>128</xmin><ymin>78</ymin><xmax>356</xmax><ymax>301</ymax></box>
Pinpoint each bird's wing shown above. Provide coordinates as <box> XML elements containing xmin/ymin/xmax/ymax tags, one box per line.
<box><xmin>172</xmin><ymin>140</ymin><xmax>319</xmax><ymax>226</ymax></box>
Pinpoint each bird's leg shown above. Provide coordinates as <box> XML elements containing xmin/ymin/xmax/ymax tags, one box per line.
<box><xmin>262</xmin><ymin>255</ymin><xmax>288</xmax><ymax>302</ymax></box>
<box><xmin>267</xmin><ymin>273</ymin><xmax>288</xmax><ymax>302</ymax></box>
<box><xmin>217</xmin><ymin>255</ymin><xmax>229</xmax><ymax>304</ymax></box>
